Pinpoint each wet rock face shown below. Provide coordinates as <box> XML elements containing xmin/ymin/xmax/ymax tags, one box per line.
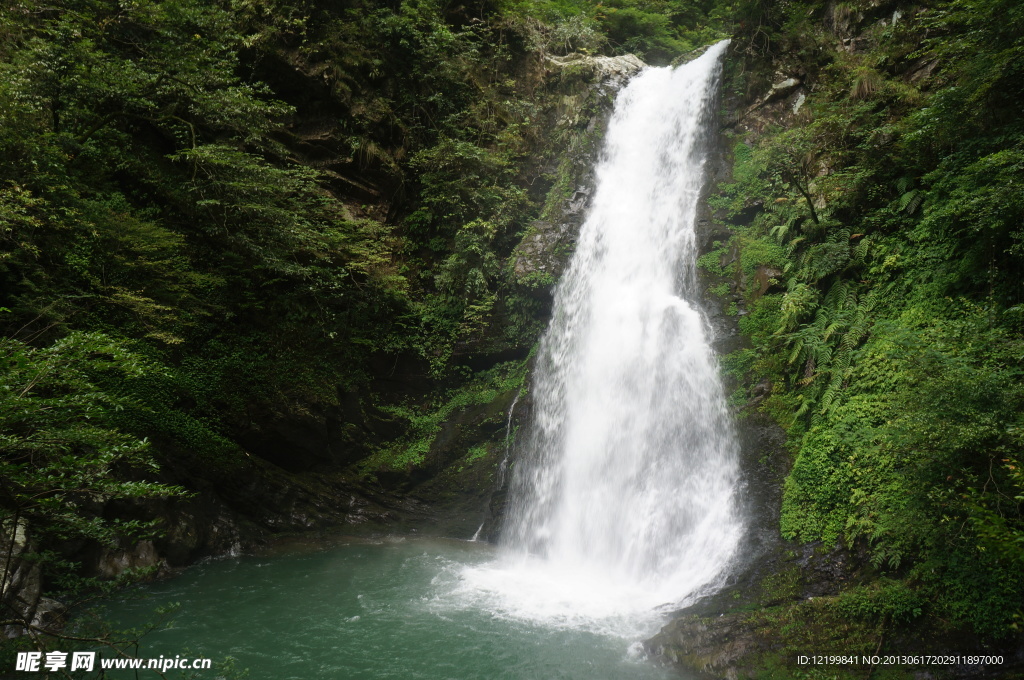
<box><xmin>511</xmin><ymin>219</ymin><xmax>578</xmax><ymax>290</ymax></box>
<box><xmin>95</xmin><ymin>540</ymin><xmax>163</xmax><ymax>579</ymax></box>
<box><xmin>642</xmin><ymin>540</ymin><xmax>859</xmax><ymax>679</ymax></box>
<box><xmin>645</xmin><ymin>614</ymin><xmax>765</xmax><ymax>680</ymax></box>
<box><xmin>513</xmin><ymin>187</ymin><xmax>594</xmax><ymax>288</ymax></box>
<box><xmin>645</xmin><ymin>538</ymin><xmax>1024</xmax><ymax>679</ymax></box>
<box><xmin>545</xmin><ymin>53</ymin><xmax>646</xmax><ymax>89</ymax></box>
<box><xmin>509</xmin><ymin>56</ymin><xmax>645</xmax><ymax>301</ymax></box>
<box><xmin>31</xmin><ymin>598</ymin><xmax>66</xmax><ymax>632</ymax></box>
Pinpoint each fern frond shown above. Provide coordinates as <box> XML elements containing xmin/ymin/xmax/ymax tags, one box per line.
<box><xmin>898</xmin><ymin>189</ymin><xmax>924</xmax><ymax>215</ymax></box>
<box><xmin>788</xmin><ymin>337</ymin><xmax>806</xmax><ymax>364</ymax></box>
<box><xmin>851</xmin><ymin>236</ymin><xmax>870</xmax><ymax>263</ymax></box>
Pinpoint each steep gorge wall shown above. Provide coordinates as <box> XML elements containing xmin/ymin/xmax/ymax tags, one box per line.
<box><xmin>84</xmin><ymin>51</ymin><xmax>648</xmax><ymax>579</ymax></box>
<box><xmin>646</xmin><ymin>1</ymin><xmax>1024</xmax><ymax>677</ymax></box>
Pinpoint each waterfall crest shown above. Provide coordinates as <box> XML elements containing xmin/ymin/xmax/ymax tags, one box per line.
<box><xmin>458</xmin><ymin>40</ymin><xmax>742</xmax><ymax>633</ymax></box>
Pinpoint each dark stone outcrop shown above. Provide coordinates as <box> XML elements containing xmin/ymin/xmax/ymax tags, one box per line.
<box><xmin>510</xmin><ymin>53</ymin><xmax>645</xmax><ymax>301</ymax></box>
<box><xmin>1</xmin><ymin>521</ymin><xmax>41</xmax><ymax>638</ymax></box>
<box><xmin>511</xmin><ymin>218</ymin><xmax>578</xmax><ymax>290</ymax></box>
<box><xmin>644</xmin><ymin>543</ymin><xmax>860</xmax><ymax>678</ymax></box>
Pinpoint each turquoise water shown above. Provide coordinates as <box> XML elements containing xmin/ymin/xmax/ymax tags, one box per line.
<box><xmin>101</xmin><ymin>536</ymin><xmax>688</xmax><ymax>680</ymax></box>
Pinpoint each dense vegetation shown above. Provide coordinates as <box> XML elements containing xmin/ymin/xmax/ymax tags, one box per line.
<box><xmin>2</xmin><ymin>0</ymin><xmax>1022</xmax><ymax>673</ymax></box>
<box><xmin>711</xmin><ymin>0</ymin><xmax>1024</xmax><ymax>648</ymax></box>
<box><xmin>0</xmin><ymin>0</ymin><xmax>731</xmax><ymax>657</ymax></box>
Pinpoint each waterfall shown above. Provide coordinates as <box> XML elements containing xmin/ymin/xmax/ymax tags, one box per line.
<box><xmin>457</xmin><ymin>40</ymin><xmax>742</xmax><ymax>634</ymax></box>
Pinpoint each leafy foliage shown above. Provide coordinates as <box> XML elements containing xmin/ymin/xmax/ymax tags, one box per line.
<box><xmin>720</xmin><ymin>0</ymin><xmax>1024</xmax><ymax>637</ymax></box>
<box><xmin>0</xmin><ymin>0</ymin><xmax>734</xmax><ymax>621</ymax></box>
<box><xmin>360</xmin><ymin>360</ymin><xmax>527</xmax><ymax>474</ymax></box>
<box><xmin>0</xmin><ymin>332</ymin><xmax>187</xmax><ymax>628</ymax></box>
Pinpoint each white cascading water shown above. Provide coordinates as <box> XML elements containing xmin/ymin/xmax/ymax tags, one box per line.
<box><xmin>455</xmin><ymin>40</ymin><xmax>742</xmax><ymax>636</ymax></box>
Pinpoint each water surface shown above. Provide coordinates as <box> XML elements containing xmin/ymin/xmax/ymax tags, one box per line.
<box><xmin>105</xmin><ymin>537</ymin><xmax>688</xmax><ymax>680</ymax></box>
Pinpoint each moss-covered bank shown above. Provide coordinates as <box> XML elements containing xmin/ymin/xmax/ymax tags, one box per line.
<box><xmin>647</xmin><ymin>0</ymin><xmax>1024</xmax><ymax>676</ymax></box>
